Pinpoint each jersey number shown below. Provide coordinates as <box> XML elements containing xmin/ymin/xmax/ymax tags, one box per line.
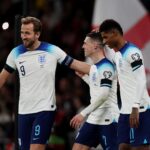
<box><xmin>35</xmin><ymin>125</ymin><xmax>40</xmax><ymax>136</ymax></box>
<box><xmin>102</xmin><ymin>135</ymin><xmax>107</xmax><ymax>146</ymax></box>
<box><xmin>20</xmin><ymin>65</ymin><xmax>26</xmax><ymax>76</ymax></box>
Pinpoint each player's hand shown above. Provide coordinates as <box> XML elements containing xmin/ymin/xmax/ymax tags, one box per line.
<box><xmin>70</xmin><ymin>114</ymin><xmax>84</xmax><ymax>129</ymax></box>
<box><xmin>75</xmin><ymin>71</ymin><xmax>85</xmax><ymax>78</ymax></box>
<box><xmin>129</xmin><ymin>107</ymin><xmax>139</xmax><ymax>128</ymax></box>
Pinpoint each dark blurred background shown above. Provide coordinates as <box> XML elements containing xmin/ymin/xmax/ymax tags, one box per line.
<box><xmin>0</xmin><ymin>0</ymin><xmax>149</xmax><ymax>150</ymax></box>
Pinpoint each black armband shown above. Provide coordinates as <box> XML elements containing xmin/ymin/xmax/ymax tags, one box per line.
<box><xmin>4</xmin><ymin>64</ymin><xmax>15</xmax><ymax>73</ymax></box>
<box><xmin>131</xmin><ymin>59</ymin><xmax>143</xmax><ymax>71</ymax></box>
<box><xmin>101</xmin><ymin>79</ymin><xmax>112</xmax><ymax>88</ymax></box>
<box><xmin>62</xmin><ymin>55</ymin><xmax>74</xmax><ymax>67</ymax></box>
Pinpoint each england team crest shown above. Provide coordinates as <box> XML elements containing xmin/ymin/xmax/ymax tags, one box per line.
<box><xmin>38</xmin><ymin>55</ymin><xmax>46</xmax><ymax>67</ymax></box>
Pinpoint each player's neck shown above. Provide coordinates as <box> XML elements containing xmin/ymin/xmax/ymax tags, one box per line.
<box><xmin>115</xmin><ymin>39</ymin><xmax>126</xmax><ymax>52</ymax></box>
<box><xmin>91</xmin><ymin>51</ymin><xmax>105</xmax><ymax>64</ymax></box>
<box><xmin>28</xmin><ymin>40</ymin><xmax>41</xmax><ymax>51</ymax></box>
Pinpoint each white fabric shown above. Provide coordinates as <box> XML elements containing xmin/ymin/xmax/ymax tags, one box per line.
<box><xmin>80</xmin><ymin>59</ymin><xmax>119</xmax><ymax>125</ymax></box>
<box><xmin>114</xmin><ymin>42</ymin><xmax>150</xmax><ymax>114</ymax></box>
<box><xmin>6</xmin><ymin>42</ymin><xmax>67</xmax><ymax>114</ymax></box>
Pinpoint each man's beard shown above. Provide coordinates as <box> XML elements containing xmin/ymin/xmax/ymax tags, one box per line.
<box><xmin>23</xmin><ymin>40</ymin><xmax>34</xmax><ymax>49</ymax></box>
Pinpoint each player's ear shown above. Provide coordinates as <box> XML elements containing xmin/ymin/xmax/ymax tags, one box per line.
<box><xmin>36</xmin><ymin>32</ymin><xmax>40</xmax><ymax>38</ymax></box>
<box><xmin>94</xmin><ymin>41</ymin><xmax>99</xmax><ymax>50</ymax></box>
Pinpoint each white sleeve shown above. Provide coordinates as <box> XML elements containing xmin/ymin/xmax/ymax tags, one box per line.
<box><xmin>82</xmin><ymin>74</ymin><xmax>89</xmax><ymax>85</ymax></box>
<box><xmin>6</xmin><ymin>50</ymin><xmax>16</xmax><ymax>70</ymax></box>
<box><xmin>104</xmin><ymin>46</ymin><xmax>115</xmax><ymax>64</ymax></box>
<box><xmin>127</xmin><ymin>48</ymin><xmax>146</xmax><ymax>108</ymax></box>
<box><xmin>80</xmin><ymin>63</ymin><xmax>115</xmax><ymax>117</ymax></box>
<box><xmin>80</xmin><ymin>87</ymin><xmax>110</xmax><ymax>117</ymax></box>
<box><xmin>52</xmin><ymin>45</ymin><xmax>67</xmax><ymax>64</ymax></box>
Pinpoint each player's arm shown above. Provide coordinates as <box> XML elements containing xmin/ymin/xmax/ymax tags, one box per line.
<box><xmin>81</xmin><ymin>74</ymin><xmax>89</xmax><ymax>84</ymax></box>
<box><xmin>130</xmin><ymin>51</ymin><xmax>146</xmax><ymax>107</ymax></box>
<box><xmin>127</xmin><ymin>48</ymin><xmax>145</xmax><ymax>128</ymax></box>
<box><xmin>70</xmin><ymin>64</ymin><xmax>115</xmax><ymax>128</ymax></box>
<box><xmin>128</xmin><ymin>49</ymin><xmax>145</xmax><ymax>108</ymax></box>
<box><xmin>75</xmin><ymin>71</ymin><xmax>89</xmax><ymax>84</ymax></box>
<box><xmin>54</xmin><ymin>47</ymin><xmax>91</xmax><ymax>74</ymax></box>
<box><xmin>81</xmin><ymin>90</ymin><xmax>110</xmax><ymax>118</ymax></box>
<box><xmin>61</xmin><ymin>55</ymin><xmax>91</xmax><ymax>74</ymax></box>
<box><xmin>69</xmin><ymin>59</ymin><xmax>91</xmax><ymax>74</ymax></box>
<box><xmin>70</xmin><ymin>87</ymin><xmax>109</xmax><ymax>129</ymax></box>
<box><xmin>0</xmin><ymin>49</ymin><xmax>16</xmax><ymax>89</ymax></box>
<box><xmin>0</xmin><ymin>69</ymin><xmax>11</xmax><ymax>88</ymax></box>
<box><xmin>81</xmin><ymin>64</ymin><xmax>115</xmax><ymax>117</ymax></box>
<box><xmin>104</xmin><ymin>46</ymin><xmax>116</xmax><ymax>63</ymax></box>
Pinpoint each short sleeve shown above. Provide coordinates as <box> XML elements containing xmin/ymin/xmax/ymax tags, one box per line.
<box><xmin>90</xmin><ymin>60</ymin><xmax>115</xmax><ymax>88</ymax></box>
<box><xmin>126</xmin><ymin>47</ymin><xmax>143</xmax><ymax>71</ymax></box>
<box><xmin>6</xmin><ymin>50</ymin><xmax>17</xmax><ymax>70</ymax></box>
<box><xmin>104</xmin><ymin>46</ymin><xmax>116</xmax><ymax>64</ymax></box>
<box><xmin>52</xmin><ymin>45</ymin><xmax>67</xmax><ymax>64</ymax></box>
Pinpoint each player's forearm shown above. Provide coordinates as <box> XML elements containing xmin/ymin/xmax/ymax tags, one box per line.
<box><xmin>0</xmin><ymin>69</ymin><xmax>11</xmax><ymax>88</ymax></box>
<box><xmin>70</xmin><ymin>59</ymin><xmax>91</xmax><ymax>74</ymax></box>
<box><xmin>0</xmin><ymin>79</ymin><xmax>6</xmax><ymax>88</ymax></box>
<box><xmin>80</xmin><ymin>87</ymin><xmax>109</xmax><ymax>117</ymax></box>
<box><xmin>132</xmin><ymin>66</ymin><xmax>146</xmax><ymax>108</ymax></box>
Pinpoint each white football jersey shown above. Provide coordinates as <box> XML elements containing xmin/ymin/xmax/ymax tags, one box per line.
<box><xmin>5</xmin><ymin>42</ymin><xmax>68</xmax><ymax>114</ymax></box>
<box><xmin>104</xmin><ymin>45</ymin><xmax>116</xmax><ymax>64</ymax></box>
<box><xmin>114</xmin><ymin>42</ymin><xmax>150</xmax><ymax>114</ymax></box>
<box><xmin>81</xmin><ymin>58</ymin><xmax>119</xmax><ymax>125</ymax></box>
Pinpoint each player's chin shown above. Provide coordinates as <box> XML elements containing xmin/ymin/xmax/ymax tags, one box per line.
<box><xmin>84</xmin><ymin>52</ymin><xmax>90</xmax><ymax>57</ymax></box>
<box><xmin>23</xmin><ymin>41</ymin><xmax>28</xmax><ymax>46</ymax></box>
<box><xmin>23</xmin><ymin>42</ymin><xmax>30</xmax><ymax>48</ymax></box>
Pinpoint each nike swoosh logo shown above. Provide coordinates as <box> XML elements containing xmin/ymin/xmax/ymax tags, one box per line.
<box><xmin>130</xmin><ymin>140</ymin><xmax>135</xmax><ymax>143</ymax></box>
<box><xmin>33</xmin><ymin>138</ymin><xmax>39</xmax><ymax>140</ymax></box>
<box><xmin>19</xmin><ymin>61</ymin><xmax>26</xmax><ymax>64</ymax></box>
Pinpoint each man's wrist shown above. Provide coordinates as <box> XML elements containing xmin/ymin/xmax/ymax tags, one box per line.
<box><xmin>80</xmin><ymin>111</ymin><xmax>86</xmax><ymax>118</ymax></box>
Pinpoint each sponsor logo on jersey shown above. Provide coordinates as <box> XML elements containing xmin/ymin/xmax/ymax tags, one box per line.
<box><xmin>19</xmin><ymin>61</ymin><xmax>26</xmax><ymax>64</ymax></box>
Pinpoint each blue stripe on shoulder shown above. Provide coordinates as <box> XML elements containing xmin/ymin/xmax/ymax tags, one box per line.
<box><xmin>37</xmin><ymin>42</ymin><xmax>56</xmax><ymax>53</ymax></box>
<box><xmin>12</xmin><ymin>42</ymin><xmax>59</xmax><ymax>59</ymax></box>
<box><xmin>119</xmin><ymin>42</ymin><xmax>138</xmax><ymax>56</ymax></box>
<box><xmin>95</xmin><ymin>58</ymin><xmax>115</xmax><ymax>71</ymax></box>
<box><xmin>12</xmin><ymin>45</ymin><xmax>27</xmax><ymax>59</ymax></box>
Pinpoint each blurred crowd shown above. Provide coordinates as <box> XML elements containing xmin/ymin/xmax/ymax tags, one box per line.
<box><xmin>0</xmin><ymin>0</ymin><xmax>94</xmax><ymax>149</ymax></box>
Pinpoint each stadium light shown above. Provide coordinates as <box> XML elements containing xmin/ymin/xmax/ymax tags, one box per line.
<box><xmin>2</xmin><ymin>22</ymin><xmax>9</xmax><ymax>30</ymax></box>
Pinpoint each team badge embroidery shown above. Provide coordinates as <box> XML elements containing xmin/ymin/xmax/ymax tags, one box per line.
<box><xmin>131</xmin><ymin>53</ymin><xmax>140</xmax><ymax>61</ymax></box>
<box><xmin>103</xmin><ymin>71</ymin><xmax>112</xmax><ymax>79</ymax></box>
<box><xmin>38</xmin><ymin>55</ymin><xmax>46</xmax><ymax>67</ymax></box>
